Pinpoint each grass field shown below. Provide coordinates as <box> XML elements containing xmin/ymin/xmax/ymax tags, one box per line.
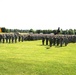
<box><xmin>0</xmin><ymin>40</ymin><xmax>76</xmax><ymax>75</ymax></box>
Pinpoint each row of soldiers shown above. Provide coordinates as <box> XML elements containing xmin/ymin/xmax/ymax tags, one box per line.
<box><xmin>0</xmin><ymin>33</ymin><xmax>44</xmax><ymax>43</ymax></box>
<box><xmin>0</xmin><ymin>33</ymin><xmax>24</xmax><ymax>43</ymax></box>
<box><xmin>42</xmin><ymin>35</ymin><xmax>76</xmax><ymax>47</ymax></box>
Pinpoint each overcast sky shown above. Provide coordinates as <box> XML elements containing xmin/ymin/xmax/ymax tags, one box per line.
<box><xmin>0</xmin><ymin>0</ymin><xmax>76</xmax><ymax>30</ymax></box>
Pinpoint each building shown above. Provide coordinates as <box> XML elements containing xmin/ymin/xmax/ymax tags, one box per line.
<box><xmin>0</xmin><ymin>27</ymin><xmax>6</xmax><ymax>32</ymax></box>
<box><xmin>0</xmin><ymin>28</ymin><xmax>2</xmax><ymax>32</ymax></box>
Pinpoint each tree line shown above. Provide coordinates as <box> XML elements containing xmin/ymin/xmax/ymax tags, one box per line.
<box><xmin>1</xmin><ymin>27</ymin><xmax>76</xmax><ymax>35</ymax></box>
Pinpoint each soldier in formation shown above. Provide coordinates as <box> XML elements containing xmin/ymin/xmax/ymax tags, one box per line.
<box><xmin>42</xmin><ymin>35</ymin><xmax>76</xmax><ymax>47</ymax></box>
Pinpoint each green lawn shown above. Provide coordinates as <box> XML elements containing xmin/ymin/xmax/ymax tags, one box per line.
<box><xmin>0</xmin><ymin>40</ymin><xmax>76</xmax><ymax>75</ymax></box>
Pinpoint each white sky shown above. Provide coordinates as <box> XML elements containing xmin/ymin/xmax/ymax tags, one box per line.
<box><xmin>0</xmin><ymin>0</ymin><xmax>76</xmax><ymax>30</ymax></box>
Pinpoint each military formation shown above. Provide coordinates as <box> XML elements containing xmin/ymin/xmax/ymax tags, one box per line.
<box><xmin>0</xmin><ymin>33</ymin><xmax>76</xmax><ymax>47</ymax></box>
<box><xmin>0</xmin><ymin>33</ymin><xmax>24</xmax><ymax>43</ymax></box>
<box><xmin>42</xmin><ymin>35</ymin><xmax>76</xmax><ymax>47</ymax></box>
<box><xmin>0</xmin><ymin>33</ymin><xmax>42</xmax><ymax>43</ymax></box>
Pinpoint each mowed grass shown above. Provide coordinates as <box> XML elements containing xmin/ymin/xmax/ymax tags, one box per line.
<box><xmin>0</xmin><ymin>40</ymin><xmax>76</xmax><ymax>75</ymax></box>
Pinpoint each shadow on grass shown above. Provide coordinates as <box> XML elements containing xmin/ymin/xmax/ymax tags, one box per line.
<box><xmin>38</xmin><ymin>44</ymin><xmax>47</xmax><ymax>46</ymax></box>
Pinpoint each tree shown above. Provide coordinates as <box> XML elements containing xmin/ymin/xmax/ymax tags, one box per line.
<box><xmin>68</xmin><ymin>29</ymin><xmax>74</xmax><ymax>35</ymax></box>
<box><xmin>29</xmin><ymin>29</ymin><xmax>34</xmax><ymax>33</ymax></box>
<box><xmin>1</xmin><ymin>27</ymin><xmax>6</xmax><ymax>32</ymax></box>
<box><xmin>36</xmin><ymin>30</ymin><xmax>42</xmax><ymax>34</ymax></box>
<box><xmin>74</xmin><ymin>29</ymin><xmax>76</xmax><ymax>35</ymax></box>
<box><xmin>47</xmin><ymin>30</ymin><xmax>52</xmax><ymax>34</ymax></box>
<box><xmin>52</xmin><ymin>30</ymin><xmax>57</xmax><ymax>35</ymax></box>
<box><xmin>42</xmin><ymin>30</ymin><xmax>48</xmax><ymax>34</ymax></box>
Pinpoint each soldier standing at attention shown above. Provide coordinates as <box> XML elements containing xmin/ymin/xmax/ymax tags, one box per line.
<box><xmin>46</xmin><ymin>36</ymin><xmax>49</xmax><ymax>45</ymax></box>
<box><xmin>42</xmin><ymin>37</ymin><xmax>45</xmax><ymax>45</ymax></box>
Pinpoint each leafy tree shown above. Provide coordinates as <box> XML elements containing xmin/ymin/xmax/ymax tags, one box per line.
<box><xmin>36</xmin><ymin>30</ymin><xmax>42</xmax><ymax>34</ymax></box>
<box><xmin>1</xmin><ymin>27</ymin><xmax>6</xmax><ymax>32</ymax></box>
<box><xmin>47</xmin><ymin>30</ymin><xmax>52</xmax><ymax>34</ymax></box>
<box><xmin>74</xmin><ymin>29</ymin><xmax>76</xmax><ymax>35</ymax></box>
<box><xmin>68</xmin><ymin>29</ymin><xmax>74</xmax><ymax>35</ymax></box>
<box><xmin>52</xmin><ymin>30</ymin><xmax>57</xmax><ymax>35</ymax></box>
<box><xmin>29</xmin><ymin>29</ymin><xmax>34</xmax><ymax>33</ymax></box>
<box><xmin>42</xmin><ymin>30</ymin><xmax>48</xmax><ymax>34</ymax></box>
